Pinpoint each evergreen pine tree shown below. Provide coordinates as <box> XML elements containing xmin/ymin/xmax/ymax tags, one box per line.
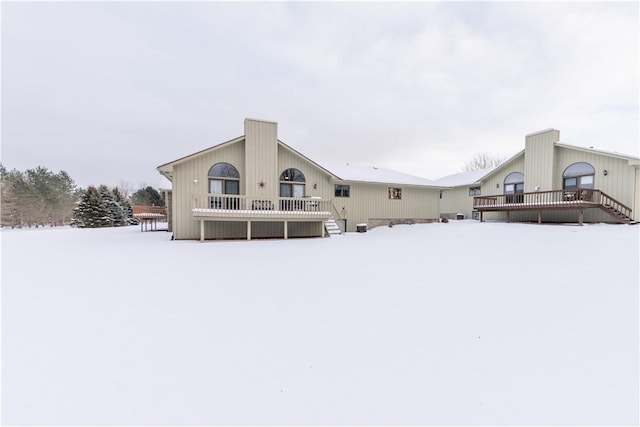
<box><xmin>1</xmin><ymin>164</ymin><xmax>79</xmax><ymax>228</ymax></box>
<box><xmin>110</xmin><ymin>187</ymin><xmax>130</xmax><ymax>226</ymax></box>
<box><xmin>71</xmin><ymin>186</ymin><xmax>110</xmax><ymax>228</ymax></box>
<box><xmin>122</xmin><ymin>197</ymin><xmax>138</xmax><ymax>225</ymax></box>
<box><xmin>131</xmin><ymin>186</ymin><xmax>164</xmax><ymax>206</ymax></box>
<box><xmin>98</xmin><ymin>185</ymin><xmax>125</xmax><ymax>227</ymax></box>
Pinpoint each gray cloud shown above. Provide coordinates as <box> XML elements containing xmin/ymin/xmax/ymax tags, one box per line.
<box><xmin>2</xmin><ymin>2</ymin><xmax>637</xmax><ymax>188</ymax></box>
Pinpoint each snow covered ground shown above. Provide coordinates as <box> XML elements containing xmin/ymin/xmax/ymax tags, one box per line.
<box><xmin>2</xmin><ymin>221</ymin><xmax>638</xmax><ymax>425</ymax></box>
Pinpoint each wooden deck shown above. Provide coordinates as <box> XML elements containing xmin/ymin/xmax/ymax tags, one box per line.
<box><xmin>132</xmin><ymin>205</ymin><xmax>168</xmax><ymax>231</ymax></box>
<box><xmin>473</xmin><ymin>189</ymin><xmax>634</xmax><ymax>224</ymax></box>
<box><xmin>190</xmin><ymin>194</ymin><xmax>335</xmax><ymax>241</ymax></box>
<box><xmin>191</xmin><ymin>194</ymin><xmax>333</xmax><ymax>221</ymax></box>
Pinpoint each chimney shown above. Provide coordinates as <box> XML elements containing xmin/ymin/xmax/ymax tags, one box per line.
<box><xmin>524</xmin><ymin>128</ymin><xmax>559</xmax><ymax>192</ymax></box>
<box><xmin>244</xmin><ymin>118</ymin><xmax>278</xmax><ymax>197</ymax></box>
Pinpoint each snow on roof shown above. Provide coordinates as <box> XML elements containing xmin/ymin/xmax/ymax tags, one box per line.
<box><xmin>555</xmin><ymin>142</ymin><xmax>640</xmax><ymax>161</ymax></box>
<box><xmin>431</xmin><ymin>167</ymin><xmax>496</xmax><ymax>187</ymax></box>
<box><xmin>321</xmin><ymin>162</ymin><xmax>439</xmax><ymax>187</ymax></box>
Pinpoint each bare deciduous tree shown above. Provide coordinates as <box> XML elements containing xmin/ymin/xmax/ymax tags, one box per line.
<box><xmin>463</xmin><ymin>152</ymin><xmax>504</xmax><ymax>172</ymax></box>
<box><xmin>116</xmin><ymin>180</ymin><xmax>134</xmax><ymax>201</ymax></box>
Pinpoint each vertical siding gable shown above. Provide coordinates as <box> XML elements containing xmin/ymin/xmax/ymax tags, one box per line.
<box><xmin>244</xmin><ymin>119</ymin><xmax>278</xmax><ymax>199</ymax></box>
<box><xmin>524</xmin><ymin>129</ymin><xmax>559</xmax><ymax>192</ymax></box>
<box><xmin>277</xmin><ymin>144</ymin><xmax>334</xmax><ymax>200</ymax></box>
<box><xmin>555</xmin><ymin>146</ymin><xmax>635</xmax><ymax>206</ymax></box>
<box><xmin>172</xmin><ymin>140</ymin><xmax>246</xmax><ymax>239</ymax></box>
<box><xmin>480</xmin><ymin>156</ymin><xmax>526</xmax><ymax>196</ymax></box>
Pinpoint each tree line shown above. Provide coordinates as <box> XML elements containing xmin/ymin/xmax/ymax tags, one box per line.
<box><xmin>1</xmin><ymin>164</ymin><xmax>164</xmax><ymax>229</ymax></box>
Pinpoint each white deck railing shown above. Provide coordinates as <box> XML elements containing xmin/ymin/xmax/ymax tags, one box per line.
<box><xmin>191</xmin><ymin>194</ymin><xmax>332</xmax><ymax>220</ymax></box>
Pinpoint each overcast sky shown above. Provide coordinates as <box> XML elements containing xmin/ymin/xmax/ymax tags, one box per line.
<box><xmin>2</xmin><ymin>1</ymin><xmax>638</xmax><ymax>189</ymax></box>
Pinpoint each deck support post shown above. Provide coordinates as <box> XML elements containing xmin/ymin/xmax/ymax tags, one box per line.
<box><xmin>321</xmin><ymin>221</ymin><xmax>325</xmax><ymax>237</ymax></box>
<box><xmin>200</xmin><ymin>219</ymin><xmax>204</xmax><ymax>242</ymax></box>
<box><xmin>506</xmin><ymin>211</ymin><xmax>510</xmax><ymax>223</ymax></box>
<box><xmin>284</xmin><ymin>221</ymin><xmax>288</xmax><ymax>240</ymax></box>
<box><xmin>480</xmin><ymin>211</ymin><xmax>484</xmax><ymax>222</ymax></box>
<box><xmin>537</xmin><ymin>210</ymin><xmax>542</xmax><ymax>224</ymax></box>
<box><xmin>247</xmin><ymin>221</ymin><xmax>252</xmax><ymax>241</ymax></box>
<box><xmin>578</xmin><ymin>209</ymin><xmax>584</xmax><ymax>226</ymax></box>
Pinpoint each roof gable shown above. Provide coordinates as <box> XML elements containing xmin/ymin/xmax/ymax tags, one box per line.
<box><xmin>432</xmin><ymin>167</ymin><xmax>496</xmax><ymax>187</ymax></box>
<box><xmin>157</xmin><ymin>135</ymin><xmax>245</xmax><ymax>181</ymax></box>
<box><xmin>277</xmin><ymin>140</ymin><xmax>337</xmax><ymax>179</ymax></box>
<box><xmin>555</xmin><ymin>142</ymin><xmax>639</xmax><ymax>163</ymax></box>
<box><xmin>475</xmin><ymin>150</ymin><xmax>525</xmax><ymax>182</ymax></box>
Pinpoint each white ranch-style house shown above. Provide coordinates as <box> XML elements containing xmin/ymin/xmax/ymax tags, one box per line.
<box><xmin>157</xmin><ymin>118</ymin><xmax>443</xmax><ymax>241</ymax></box>
<box><xmin>157</xmin><ymin>120</ymin><xmax>639</xmax><ymax>241</ymax></box>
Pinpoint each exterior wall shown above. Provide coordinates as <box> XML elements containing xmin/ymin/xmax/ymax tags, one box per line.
<box><xmin>439</xmin><ymin>186</ymin><xmax>477</xmax><ymax>220</ymax></box>
<box><xmin>480</xmin><ymin>145</ymin><xmax>639</xmax><ymax>223</ymax></box>
<box><xmin>172</xmin><ymin>140</ymin><xmax>246</xmax><ymax>240</ymax></box>
<box><xmin>166</xmin><ymin>190</ymin><xmax>173</xmax><ymax>232</ymax></box>
<box><xmin>277</xmin><ymin>145</ymin><xmax>334</xmax><ymax>201</ymax></box>
<box><xmin>477</xmin><ymin>155</ymin><xmax>526</xmax><ymax>222</ymax></box>
<box><xmin>331</xmin><ymin>182</ymin><xmax>440</xmax><ymax>232</ymax></box>
<box><xmin>199</xmin><ymin>220</ymin><xmax>322</xmax><ymax>240</ymax></box>
<box><xmin>168</xmin><ymin>120</ymin><xmax>441</xmax><ymax>239</ymax></box>
<box><xmin>524</xmin><ymin>129</ymin><xmax>559</xmax><ymax>192</ymax></box>
<box><xmin>635</xmin><ymin>168</ymin><xmax>640</xmax><ymax>221</ymax></box>
<box><xmin>480</xmin><ymin>209</ymin><xmax>619</xmax><ymax>224</ymax></box>
<box><xmin>481</xmin><ymin>156</ymin><xmax>526</xmax><ymax>197</ymax></box>
<box><xmin>168</xmin><ymin>119</ymin><xmax>338</xmax><ymax>240</ymax></box>
<box><xmin>554</xmin><ymin>147</ymin><xmax>636</xmax><ymax>206</ymax></box>
<box><xmin>245</xmin><ymin>119</ymin><xmax>279</xmax><ymax>199</ymax></box>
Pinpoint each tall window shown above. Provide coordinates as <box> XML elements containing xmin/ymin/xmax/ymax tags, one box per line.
<box><xmin>208</xmin><ymin>163</ymin><xmax>240</xmax><ymax>209</ymax></box>
<box><xmin>280</xmin><ymin>168</ymin><xmax>305</xmax><ymax>198</ymax></box>
<box><xmin>504</xmin><ymin>172</ymin><xmax>524</xmax><ymax>203</ymax></box>
<box><xmin>208</xmin><ymin>163</ymin><xmax>240</xmax><ymax>195</ymax></box>
<box><xmin>563</xmin><ymin>162</ymin><xmax>594</xmax><ymax>189</ymax></box>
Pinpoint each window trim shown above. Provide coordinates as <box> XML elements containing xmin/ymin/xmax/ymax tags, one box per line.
<box><xmin>504</xmin><ymin>172</ymin><xmax>524</xmax><ymax>203</ymax></box>
<box><xmin>335</xmin><ymin>184</ymin><xmax>350</xmax><ymax>198</ymax></box>
<box><xmin>279</xmin><ymin>168</ymin><xmax>306</xmax><ymax>198</ymax></box>
<box><xmin>388</xmin><ymin>187</ymin><xmax>402</xmax><ymax>200</ymax></box>
<box><xmin>563</xmin><ymin>162</ymin><xmax>595</xmax><ymax>190</ymax></box>
<box><xmin>469</xmin><ymin>186</ymin><xmax>481</xmax><ymax>196</ymax></box>
<box><xmin>208</xmin><ymin>162</ymin><xmax>240</xmax><ymax>195</ymax></box>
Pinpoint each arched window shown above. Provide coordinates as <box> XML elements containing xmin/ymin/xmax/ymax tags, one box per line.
<box><xmin>563</xmin><ymin>162</ymin><xmax>594</xmax><ymax>189</ymax></box>
<box><xmin>279</xmin><ymin>168</ymin><xmax>305</xmax><ymax>198</ymax></box>
<box><xmin>504</xmin><ymin>172</ymin><xmax>524</xmax><ymax>194</ymax></box>
<box><xmin>504</xmin><ymin>172</ymin><xmax>524</xmax><ymax>203</ymax></box>
<box><xmin>208</xmin><ymin>162</ymin><xmax>240</xmax><ymax>195</ymax></box>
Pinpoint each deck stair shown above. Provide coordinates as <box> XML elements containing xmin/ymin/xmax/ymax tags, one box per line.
<box><xmin>324</xmin><ymin>219</ymin><xmax>343</xmax><ymax>236</ymax></box>
<box><xmin>600</xmin><ymin>204</ymin><xmax>635</xmax><ymax>224</ymax></box>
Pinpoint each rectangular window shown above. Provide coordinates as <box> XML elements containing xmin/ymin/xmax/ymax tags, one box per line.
<box><xmin>209</xmin><ymin>179</ymin><xmax>223</xmax><ymax>194</ymax></box>
<box><xmin>293</xmin><ymin>184</ymin><xmax>305</xmax><ymax>198</ymax></box>
<box><xmin>563</xmin><ymin>177</ymin><xmax>577</xmax><ymax>189</ymax></box>
<box><xmin>334</xmin><ymin>184</ymin><xmax>350</xmax><ymax>197</ymax></box>
<box><xmin>579</xmin><ymin>175</ymin><xmax>593</xmax><ymax>189</ymax></box>
<box><xmin>469</xmin><ymin>186</ymin><xmax>481</xmax><ymax>196</ymax></box>
<box><xmin>280</xmin><ymin>183</ymin><xmax>292</xmax><ymax>198</ymax></box>
<box><xmin>515</xmin><ymin>183</ymin><xmax>524</xmax><ymax>193</ymax></box>
<box><xmin>388</xmin><ymin>187</ymin><xmax>402</xmax><ymax>200</ymax></box>
<box><xmin>226</xmin><ymin>180</ymin><xmax>239</xmax><ymax>195</ymax></box>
